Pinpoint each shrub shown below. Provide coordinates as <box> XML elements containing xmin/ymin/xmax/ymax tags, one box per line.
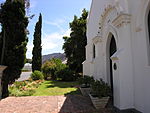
<box><xmin>13</xmin><ymin>81</ymin><xmax>28</xmax><ymax>89</ymax></box>
<box><xmin>42</xmin><ymin>58</ymin><xmax>79</xmax><ymax>81</ymax></box>
<box><xmin>42</xmin><ymin>60</ymin><xmax>56</xmax><ymax>80</ymax></box>
<box><xmin>42</xmin><ymin>58</ymin><xmax>66</xmax><ymax>80</ymax></box>
<box><xmin>31</xmin><ymin>70</ymin><xmax>44</xmax><ymax>80</ymax></box>
<box><xmin>91</xmin><ymin>79</ymin><xmax>111</xmax><ymax>98</ymax></box>
<box><xmin>78</xmin><ymin>75</ymin><xmax>94</xmax><ymax>87</ymax></box>
<box><xmin>9</xmin><ymin>88</ymin><xmax>35</xmax><ymax>97</ymax></box>
<box><xmin>56</xmin><ymin>67</ymin><xmax>76</xmax><ymax>81</ymax></box>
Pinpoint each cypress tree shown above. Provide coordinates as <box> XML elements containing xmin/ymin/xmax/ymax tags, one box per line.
<box><xmin>0</xmin><ymin>0</ymin><xmax>29</xmax><ymax>98</ymax></box>
<box><xmin>32</xmin><ymin>13</ymin><xmax>42</xmax><ymax>72</ymax></box>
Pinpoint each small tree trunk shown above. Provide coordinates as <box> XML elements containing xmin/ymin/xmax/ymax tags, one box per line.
<box><xmin>1</xmin><ymin>74</ymin><xmax>9</xmax><ymax>98</ymax></box>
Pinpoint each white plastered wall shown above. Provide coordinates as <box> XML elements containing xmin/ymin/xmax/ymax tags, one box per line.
<box><xmin>129</xmin><ymin>0</ymin><xmax>150</xmax><ymax>112</ymax></box>
<box><xmin>83</xmin><ymin>0</ymin><xmax>150</xmax><ymax>112</ymax></box>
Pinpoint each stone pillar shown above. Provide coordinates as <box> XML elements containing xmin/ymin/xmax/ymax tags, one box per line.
<box><xmin>0</xmin><ymin>65</ymin><xmax>7</xmax><ymax>99</ymax></box>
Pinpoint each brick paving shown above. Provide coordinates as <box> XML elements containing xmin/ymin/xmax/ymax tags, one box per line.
<box><xmin>0</xmin><ymin>95</ymin><xmax>114</xmax><ymax>113</ymax></box>
<box><xmin>0</xmin><ymin>95</ymin><xmax>94</xmax><ymax>113</ymax></box>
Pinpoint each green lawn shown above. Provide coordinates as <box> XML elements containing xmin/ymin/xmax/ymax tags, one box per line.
<box><xmin>32</xmin><ymin>80</ymin><xmax>81</xmax><ymax>96</ymax></box>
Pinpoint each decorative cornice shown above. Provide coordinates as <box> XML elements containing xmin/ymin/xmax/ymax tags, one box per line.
<box><xmin>112</xmin><ymin>13</ymin><xmax>131</xmax><ymax>28</ymax></box>
<box><xmin>110</xmin><ymin>48</ymin><xmax>124</xmax><ymax>61</ymax></box>
<box><xmin>101</xmin><ymin>5</ymin><xmax>116</xmax><ymax>21</ymax></box>
<box><xmin>135</xmin><ymin>26</ymin><xmax>142</xmax><ymax>32</ymax></box>
<box><xmin>92</xmin><ymin>36</ymin><xmax>102</xmax><ymax>44</ymax></box>
<box><xmin>98</xmin><ymin>4</ymin><xmax>119</xmax><ymax>37</ymax></box>
<box><xmin>99</xmin><ymin>5</ymin><xmax>116</xmax><ymax>31</ymax></box>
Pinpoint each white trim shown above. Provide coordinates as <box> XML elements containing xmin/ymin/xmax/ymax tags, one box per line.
<box><xmin>87</xmin><ymin>0</ymin><xmax>94</xmax><ymax>25</ymax></box>
<box><xmin>110</xmin><ymin>48</ymin><xmax>124</xmax><ymax>61</ymax></box>
<box><xmin>112</xmin><ymin>13</ymin><xmax>131</xmax><ymax>28</ymax></box>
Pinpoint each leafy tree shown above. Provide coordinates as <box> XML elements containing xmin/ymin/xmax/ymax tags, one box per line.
<box><xmin>42</xmin><ymin>58</ymin><xmax>66</xmax><ymax>80</ymax></box>
<box><xmin>63</xmin><ymin>9</ymin><xmax>88</xmax><ymax>73</ymax></box>
<box><xmin>56</xmin><ymin>67</ymin><xmax>75</xmax><ymax>81</ymax></box>
<box><xmin>0</xmin><ymin>0</ymin><xmax>29</xmax><ymax>98</ymax></box>
<box><xmin>42</xmin><ymin>60</ymin><xmax>57</xmax><ymax>80</ymax></box>
<box><xmin>31</xmin><ymin>70</ymin><xmax>44</xmax><ymax>80</ymax></box>
<box><xmin>32</xmin><ymin>13</ymin><xmax>42</xmax><ymax>72</ymax></box>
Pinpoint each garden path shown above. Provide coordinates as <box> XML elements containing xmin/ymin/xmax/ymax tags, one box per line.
<box><xmin>0</xmin><ymin>95</ymin><xmax>114</xmax><ymax>113</ymax></box>
<box><xmin>0</xmin><ymin>95</ymin><xmax>93</xmax><ymax>113</ymax></box>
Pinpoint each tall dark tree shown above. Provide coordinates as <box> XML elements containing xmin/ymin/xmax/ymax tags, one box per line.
<box><xmin>63</xmin><ymin>9</ymin><xmax>88</xmax><ymax>73</ymax></box>
<box><xmin>0</xmin><ymin>0</ymin><xmax>29</xmax><ymax>98</ymax></box>
<box><xmin>32</xmin><ymin>14</ymin><xmax>42</xmax><ymax>72</ymax></box>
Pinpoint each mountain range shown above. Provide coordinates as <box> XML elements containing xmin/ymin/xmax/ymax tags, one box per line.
<box><xmin>42</xmin><ymin>53</ymin><xmax>66</xmax><ymax>64</ymax></box>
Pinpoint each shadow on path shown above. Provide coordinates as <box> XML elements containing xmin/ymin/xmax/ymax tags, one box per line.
<box><xmin>59</xmin><ymin>95</ymin><xmax>96</xmax><ymax>113</ymax></box>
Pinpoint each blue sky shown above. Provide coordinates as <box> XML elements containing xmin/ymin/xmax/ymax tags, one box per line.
<box><xmin>27</xmin><ymin>0</ymin><xmax>91</xmax><ymax>58</ymax></box>
<box><xmin>0</xmin><ymin>0</ymin><xmax>91</xmax><ymax>58</ymax></box>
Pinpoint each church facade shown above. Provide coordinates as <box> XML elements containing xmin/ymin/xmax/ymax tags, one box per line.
<box><xmin>83</xmin><ymin>0</ymin><xmax>150</xmax><ymax>112</ymax></box>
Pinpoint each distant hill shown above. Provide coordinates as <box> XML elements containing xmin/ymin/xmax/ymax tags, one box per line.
<box><xmin>42</xmin><ymin>53</ymin><xmax>66</xmax><ymax>64</ymax></box>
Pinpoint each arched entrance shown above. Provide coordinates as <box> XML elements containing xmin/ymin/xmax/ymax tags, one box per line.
<box><xmin>108</xmin><ymin>34</ymin><xmax>117</xmax><ymax>105</ymax></box>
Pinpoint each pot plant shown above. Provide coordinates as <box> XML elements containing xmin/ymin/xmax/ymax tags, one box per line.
<box><xmin>89</xmin><ymin>79</ymin><xmax>111</xmax><ymax>109</ymax></box>
<box><xmin>78</xmin><ymin>75</ymin><xmax>94</xmax><ymax>96</ymax></box>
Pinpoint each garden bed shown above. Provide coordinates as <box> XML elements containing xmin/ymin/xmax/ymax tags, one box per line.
<box><xmin>9</xmin><ymin>80</ymin><xmax>44</xmax><ymax>97</ymax></box>
<box><xmin>9</xmin><ymin>80</ymin><xmax>81</xmax><ymax>96</ymax></box>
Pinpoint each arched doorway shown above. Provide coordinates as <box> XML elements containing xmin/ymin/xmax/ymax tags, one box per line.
<box><xmin>109</xmin><ymin>34</ymin><xmax>117</xmax><ymax>105</ymax></box>
<box><xmin>146</xmin><ymin>8</ymin><xmax>150</xmax><ymax>64</ymax></box>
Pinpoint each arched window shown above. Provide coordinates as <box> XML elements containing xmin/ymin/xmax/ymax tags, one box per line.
<box><xmin>93</xmin><ymin>44</ymin><xmax>96</xmax><ymax>58</ymax></box>
<box><xmin>148</xmin><ymin>10</ymin><xmax>150</xmax><ymax>45</ymax></box>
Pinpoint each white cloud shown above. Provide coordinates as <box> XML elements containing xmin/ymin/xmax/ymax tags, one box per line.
<box><xmin>63</xmin><ymin>29</ymin><xmax>71</xmax><ymax>36</ymax></box>
<box><xmin>44</xmin><ymin>32</ymin><xmax>62</xmax><ymax>40</ymax></box>
<box><xmin>26</xmin><ymin>29</ymin><xmax>71</xmax><ymax>58</ymax></box>
<box><xmin>44</xmin><ymin>19</ymin><xmax>66</xmax><ymax>33</ymax></box>
<box><xmin>42</xmin><ymin>29</ymin><xmax>71</xmax><ymax>50</ymax></box>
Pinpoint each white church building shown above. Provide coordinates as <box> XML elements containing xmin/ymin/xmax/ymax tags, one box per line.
<box><xmin>83</xmin><ymin>0</ymin><xmax>150</xmax><ymax>113</ymax></box>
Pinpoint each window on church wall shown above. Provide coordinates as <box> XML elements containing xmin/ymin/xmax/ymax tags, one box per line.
<box><xmin>93</xmin><ymin>44</ymin><xmax>96</xmax><ymax>58</ymax></box>
<box><xmin>148</xmin><ymin>10</ymin><xmax>150</xmax><ymax>46</ymax></box>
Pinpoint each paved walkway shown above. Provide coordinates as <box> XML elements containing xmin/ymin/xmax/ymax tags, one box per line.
<box><xmin>0</xmin><ymin>95</ymin><xmax>98</xmax><ymax>113</ymax></box>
